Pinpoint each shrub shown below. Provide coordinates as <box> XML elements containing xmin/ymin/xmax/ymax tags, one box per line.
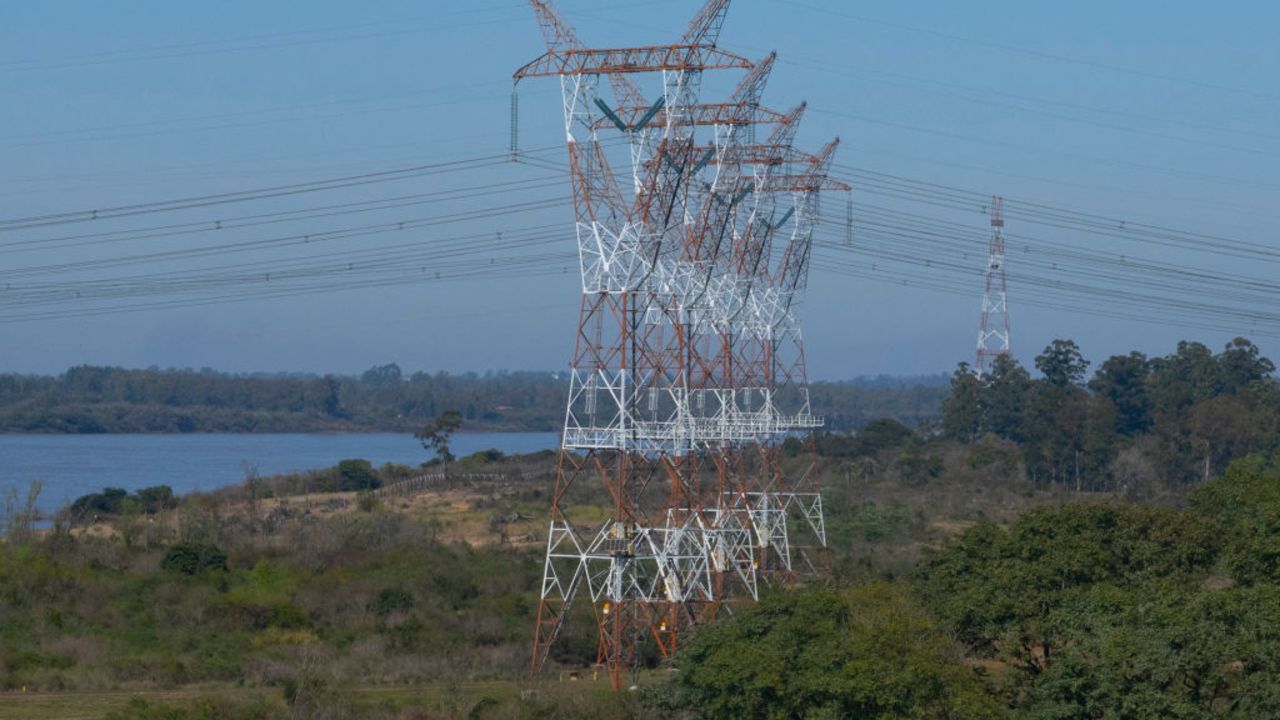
<box><xmin>70</xmin><ymin>487</ymin><xmax>129</xmax><ymax>516</ymax></box>
<box><xmin>355</xmin><ymin>491</ymin><xmax>378</xmax><ymax>513</ymax></box>
<box><xmin>370</xmin><ymin>587</ymin><xmax>415</xmax><ymax>616</ymax></box>
<box><xmin>104</xmin><ymin>696</ymin><xmax>280</xmax><ymax>720</ymax></box>
<box><xmin>136</xmin><ymin>485</ymin><xmax>177</xmax><ymax>514</ymax></box>
<box><xmin>336</xmin><ymin>458</ymin><xmax>380</xmax><ymax>491</ymax></box>
<box><xmin>651</xmin><ymin>584</ymin><xmax>1005</xmax><ymax>718</ymax></box>
<box><xmin>160</xmin><ymin>542</ymin><xmax>229</xmax><ymax>575</ymax></box>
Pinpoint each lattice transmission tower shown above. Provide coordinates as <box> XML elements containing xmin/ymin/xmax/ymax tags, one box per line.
<box><xmin>976</xmin><ymin>195</ymin><xmax>1010</xmax><ymax>373</ymax></box>
<box><xmin>513</xmin><ymin>0</ymin><xmax>846</xmax><ymax>690</ymax></box>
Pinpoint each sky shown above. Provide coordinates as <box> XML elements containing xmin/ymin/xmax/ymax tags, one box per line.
<box><xmin>0</xmin><ymin>1</ymin><xmax>1277</xmax><ymax>380</ymax></box>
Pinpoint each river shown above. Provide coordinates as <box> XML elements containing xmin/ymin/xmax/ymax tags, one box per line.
<box><xmin>0</xmin><ymin>432</ymin><xmax>559</xmax><ymax>515</ymax></box>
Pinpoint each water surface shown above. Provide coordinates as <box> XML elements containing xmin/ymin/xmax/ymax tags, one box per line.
<box><xmin>0</xmin><ymin>432</ymin><xmax>558</xmax><ymax>515</ymax></box>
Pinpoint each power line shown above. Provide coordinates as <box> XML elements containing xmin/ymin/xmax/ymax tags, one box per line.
<box><xmin>777</xmin><ymin>0</ymin><xmax>1280</xmax><ymax>103</ymax></box>
<box><xmin>0</xmin><ymin>146</ymin><xmax>566</xmax><ymax>231</ymax></box>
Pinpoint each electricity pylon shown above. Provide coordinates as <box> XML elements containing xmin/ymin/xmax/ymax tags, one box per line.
<box><xmin>976</xmin><ymin>195</ymin><xmax>1010</xmax><ymax>374</ymax></box>
<box><xmin>514</xmin><ymin>0</ymin><xmax>845</xmax><ymax>689</ymax></box>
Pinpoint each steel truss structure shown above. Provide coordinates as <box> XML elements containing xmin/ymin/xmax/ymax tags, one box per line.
<box><xmin>976</xmin><ymin>195</ymin><xmax>1011</xmax><ymax>374</ymax></box>
<box><xmin>514</xmin><ymin>0</ymin><xmax>846</xmax><ymax>689</ymax></box>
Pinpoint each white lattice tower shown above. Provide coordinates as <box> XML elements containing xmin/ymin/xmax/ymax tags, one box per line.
<box><xmin>976</xmin><ymin>195</ymin><xmax>1011</xmax><ymax>374</ymax></box>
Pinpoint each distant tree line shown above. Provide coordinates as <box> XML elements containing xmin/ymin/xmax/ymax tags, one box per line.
<box><xmin>940</xmin><ymin>337</ymin><xmax>1279</xmax><ymax>489</ymax></box>
<box><xmin>0</xmin><ymin>363</ymin><xmax>946</xmax><ymax>433</ymax></box>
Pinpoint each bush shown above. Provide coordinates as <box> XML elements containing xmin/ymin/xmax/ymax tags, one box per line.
<box><xmin>462</xmin><ymin>448</ymin><xmax>505</xmax><ymax>464</ymax></box>
<box><xmin>355</xmin><ymin>490</ymin><xmax>378</xmax><ymax>513</ymax></box>
<box><xmin>370</xmin><ymin>587</ymin><xmax>415</xmax><ymax>616</ymax></box>
<box><xmin>104</xmin><ymin>696</ymin><xmax>280</xmax><ymax>720</ymax></box>
<box><xmin>136</xmin><ymin>485</ymin><xmax>177</xmax><ymax>513</ymax></box>
<box><xmin>651</xmin><ymin>584</ymin><xmax>1005</xmax><ymax>718</ymax></box>
<box><xmin>160</xmin><ymin>542</ymin><xmax>229</xmax><ymax>575</ymax></box>
<box><xmin>896</xmin><ymin>448</ymin><xmax>944</xmax><ymax>485</ymax></box>
<box><xmin>70</xmin><ymin>487</ymin><xmax>129</xmax><ymax>516</ymax></box>
<box><xmin>855</xmin><ymin>418</ymin><xmax>916</xmax><ymax>454</ymax></box>
<box><xmin>336</xmin><ymin>458</ymin><xmax>380</xmax><ymax>491</ymax></box>
<box><xmin>69</xmin><ymin>485</ymin><xmax>177</xmax><ymax>518</ymax></box>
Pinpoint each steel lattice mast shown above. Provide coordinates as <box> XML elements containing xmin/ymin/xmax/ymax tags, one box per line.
<box><xmin>976</xmin><ymin>195</ymin><xmax>1010</xmax><ymax>374</ymax></box>
<box><xmin>514</xmin><ymin>0</ymin><xmax>844</xmax><ymax>689</ymax></box>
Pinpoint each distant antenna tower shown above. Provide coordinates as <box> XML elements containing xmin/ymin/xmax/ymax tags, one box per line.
<box><xmin>975</xmin><ymin>195</ymin><xmax>1010</xmax><ymax>373</ymax></box>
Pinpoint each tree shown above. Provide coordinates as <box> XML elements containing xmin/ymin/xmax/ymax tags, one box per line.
<box><xmin>416</xmin><ymin>410</ymin><xmax>463</xmax><ymax>477</ymax></box>
<box><xmin>1080</xmin><ymin>396</ymin><xmax>1118</xmax><ymax>489</ymax></box>
<box><xmin>917</xmin><ymin>503</ymin><xmax>1219</xmax><ymax>679</ymax></box>
<box><xmin>160</xmin><ymin>542</ymin><xmax>228</xmax><ymax>575</ymax></box>
<box><xmin>1217</xmin><ymin>336</ymin><xmax>1275</xmax><ymax>394</ymax></box>
<box><xmin>1147</xmin><ymin>341</ymin><xmax>1218</xmax><ymax>422</ymax></box>
<box><xmin>983</xmin><ymin>354</ymin><xmax>1032</xmax><ymax>441</ymax></box>
<box><xmin>337</xmin><ymin>458</ymin><xmax>380</xmax><ymax>491</ymax></box>
<box><xmin>941</xmin><ymin>362</ymin><xmax>983</xmax><ymax>442</ymax></box>
<box><xmin>135</xmin><ymin>485</ymin><xmax>176</xmax><ymax>514</ymax></box>
<box><xmin>1185</xmin><ymin>395</ymin><xmax>1259</xmax><ymax>481</ymax></box>
<box><xmin>69</xmin><ymin>486</ymin><xmax>130</xmax><ymax>517</ymax></box>
<box><xmin>1025</xmin><ymin>582</ymin><xmax>1280</xmax><ymax>719</ymax></box>
<box><xmin>852</xmin><ymin>418</ymin><xmax>916</xmax><ymax>455</ymax></box>
<box><xmin>651</xmin><ymin>584</ymin><xmax>1005</xmax><ymax>719</ymax></box>
<box><xmin>1088</xmin><ymin>351</ymin><xmax>1151</xmax><ymax>435</ymax></box>
<box><xmin>1035</xmin><ymin>339</ymin><xmax>1089</xmax><ymax>388</ymax></box>
<box><xmin>1023</xmin><ymin>341</ymin><xmax>1093</xmax><ymax>486</ymax></box>
<box><xmin>360</xmin><ymin>363</ymin><xmax>403</xmax><ymax>386</ymax></box>
<box><xmin>318</xmin><ymin>375</ymin><xmax>343</xmax><ymax>417</ymax></box>
<box><xmin>1191</xmin><ymin>462</ymin><xmax>1280</xmax><ymax>584</ymax></box>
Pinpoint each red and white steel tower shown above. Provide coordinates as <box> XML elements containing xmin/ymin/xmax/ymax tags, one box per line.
<box><xmin>976</xmin><ymin>195</ymin><xmax>1010</xmax><ymax>374</ymax></box>
<box><xmin>514</xmin><ymin>0</ymin><xmax>845</xmax><ymax>690</ymax></box>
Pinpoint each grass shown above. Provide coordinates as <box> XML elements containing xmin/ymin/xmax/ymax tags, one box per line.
<box><xmin>0</xmin><ymin>676</ymin><xmax>532</xmax><ymax>717</ymax></box>
<box><xmin>0</xmin><ymin>686</ymin><xmax>282</xmax><ymax>720</ymax></box>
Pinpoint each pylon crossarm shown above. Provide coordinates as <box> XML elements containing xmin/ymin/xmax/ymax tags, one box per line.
<box><xmin>515</xmin><ymin>45</ymin><xmax>752</xmax><ymax>80</ymax></box>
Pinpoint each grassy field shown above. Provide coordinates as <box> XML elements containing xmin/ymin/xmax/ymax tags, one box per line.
<box><xmin>0</xmin><ymin>681</ymin><xmax>542</xmax><ymax>720</ymax></box>
<box><xmin>0</xmin><ymin>686</ymin><xmax>282</xmax><ymax>720</ymax></box>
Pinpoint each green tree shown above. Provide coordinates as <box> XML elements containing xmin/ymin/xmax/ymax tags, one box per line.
<box><xmin>652</xmin><ymin>583</ymin><xmax>1005</xmax><ymax>719</ymax></box>
<box><xmin>1024</xmin><ymin>380</ymin><xmax>1088</xmax><ymax>486</ymax></box>
<box><xmin>160</xmin><ymin>542</ymin><xmax>229</xmax><ymax>575</ymax></box>
<box><xmin>1026</xmin><ymin>582</ymin><xmax>1280</xmax><ymax>719</ymax></box>
<box><xmin>917</xmin><ymin>503</ymin><xmax>1219</xmax><ymax>678</ymax></box>
<box><xmin>1088</xmin><ymin>351</ymin><xmax>1151</xmax><ymax>435</ymax></box>
<box><xmin>135</xmin><ymin>485</ymin><xmax>177</xmax><ymax>514</ymax></box>
<box><xmin>941</xmin><ymin>362</ymin><xmax>983</xmax><ymax>442</ymax></box>
<box><xmin>852</xmin><ymin>417</ymin><xmax>916</xmax><ymax>455</ymax></box>
<box><xmin>1191</xmin><ymin>462</ymin><xmax>1280</xmax><ymax>584</ymax></box>
<box><xmin>1080</xmin><ymin>395</ymin><xmax>1119</xmax><ymax>488</ymax></box>
<box><xmin>1023</xmin><ymin>340</ymin><xmax>1092</xmax><ymax>486</ymax></box>
<box><xmin>983</xmin><ymin>354</ymin><xmax>1032</xmax><ymax>441</ymax></box>
<box><xmin>416</xmin><ymin>409</ymin><xmax>463</xmax><ymax>477</ymax></box>
<box><xmin>1035</xmin><ymin>339</ymin><xmax>1090</xmax><ymax>388</ymax></box>
<box><xmin>336</xmin><ymin>458</ymin><xmax>380</xmax><ymax>491</ymax></box>
<box><xmin>1147</xmin><ymin>341</ymin><xmax>1218</xmax><ymax>423</ymax></box>
<box><xmin>1216</xmin><ymin>336</ymin><xmax>1275</xmax><ymax>394</ymax></box>
<box><xmin>1185</xmin><ymin>395</ymin><xmax>1260</xmax><ymax>481</ymax></box>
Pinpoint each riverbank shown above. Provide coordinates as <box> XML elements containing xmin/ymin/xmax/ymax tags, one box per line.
<box><xmin>1</xmin><ymin>432</ymin><xmax>559</xmax><ymax>518</ymax></box>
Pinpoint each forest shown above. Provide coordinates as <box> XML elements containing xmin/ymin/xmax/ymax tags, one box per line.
<box><xmin>1</xmin><ymin>336</ymin><xmax>1278</xmax><ymax>719</ymax></box>
<box><xmin>938</xmin><ymin>337</ymin><xmax>1279</xmax><ymax>491</ymax></box>
<box><xmin>0</xmin><ymin>365</ymin><xmax>946</xmax><ymax>434</ymax></box>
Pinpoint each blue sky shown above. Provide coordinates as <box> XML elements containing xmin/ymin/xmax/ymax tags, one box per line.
<box><xmin>0</xmin><ymin>1</ymin><xmax>1276</xmax><ymax>379</ymax></box>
